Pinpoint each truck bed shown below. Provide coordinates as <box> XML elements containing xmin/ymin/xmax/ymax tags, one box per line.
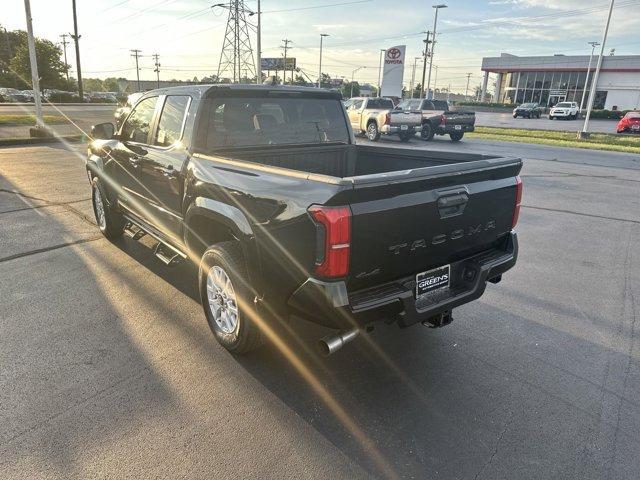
<box><xmin>214</xmin><ymin>144</ymin><xmax>504</xmax><ymax>178</ymax></box>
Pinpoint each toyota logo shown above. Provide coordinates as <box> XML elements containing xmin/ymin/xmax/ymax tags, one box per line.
<box><xmin>387</xmin><ymin>48</ymin><xmax>401</xmax><ymax>60</ymax></box>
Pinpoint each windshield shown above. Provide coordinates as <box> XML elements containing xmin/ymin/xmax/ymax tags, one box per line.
<box><xmin>555</xmin><ymin>103</ymin><xmax>571</xmax><ymax>108</ymax></box>
<box><xmin>200</xmin><ymin>96</ymin><xmax>350</xmax><ymax>149</ymax></box>
<box><xmin>625</xmin><ymin>112</ymin><xmax>640</xmax><ymax>119</ymax></box>
<box><xmin>520</xmin><ymin>103</ymin><xmax>536</xmax><ymax>108</ymax></box>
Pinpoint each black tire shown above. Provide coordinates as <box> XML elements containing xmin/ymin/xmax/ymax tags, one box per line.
<box><xmin>91</xmin><ymin>177</ymin><xmax>124</xmax><ymax>240</ymax></box>
<box><xmin>449</xmin><ymin>132</ymin><xmax>464</xmax><ymax>142</ymax></box>
<box><xmin>420</xmin><ymin>122</ymin><xmax>434</xmax><ymax>141</ymax></box>
<box><xmin>398</xmin><ymin>131</ymin><xmax>413</xmax><ymax>142</ymax></box>
<box><xmin>199</xmin><ymin>242</ymin><xmax>263</xmax><ymax>354</ymax></box>
<box><xmin>549</xmin><ymin>115</ymin><xmax>554</xmax><ymax>120</ymax></box>
<box><xmin>366</xmin><ymin>121</ymin><xmax>380</xmax><ymax>141</ymax></box>
<box><xmin>513</xmin><ymin>114</ymin><xmax>518</xmax><ymax>118</ymax></box>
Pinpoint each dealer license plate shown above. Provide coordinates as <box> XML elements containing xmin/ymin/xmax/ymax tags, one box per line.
<box><xmin>455</xmin><ymin>125</ymin><xmax>462</xmax><ymax>130</ymax></box>
<box><xmin>416</xmin><ymin>265</ymin><xmax>450</xmax><ymax>298</ymax></box>
<box><xmin>401</xmin><ymin>125</ymin><xmax>409</xmax><ymax>130</ymax></box>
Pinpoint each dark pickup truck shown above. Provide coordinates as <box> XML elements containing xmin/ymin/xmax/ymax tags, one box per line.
<box><xmin>397</xmin><ymin>98</ymin><xmax>476</xmax><ymax>142</ymax></box>
<box><xmin>87</xmin><ymin>85</ymin><xmax>521</xmax><ymax>355</ymax></box>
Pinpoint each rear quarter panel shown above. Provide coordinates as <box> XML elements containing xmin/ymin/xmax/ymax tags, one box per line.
<box><xmin>185</xmin><ymin>154</ymin><xmax>349</xmax><ymax>310</ymax></box>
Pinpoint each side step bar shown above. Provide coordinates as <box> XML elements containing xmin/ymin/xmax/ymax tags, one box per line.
<box><xmin>122</xmin><ymin>215</ymin><xmax>187</xmax><ymax>267</ymax></box>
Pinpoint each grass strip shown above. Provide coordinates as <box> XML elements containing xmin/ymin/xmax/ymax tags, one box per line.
<box><xmin>0</xmin><ymin>114</ymin><xmax>67</xmax><ymax>125</ymax></box>
<box><xmin>469</xmin><ymin>126</ymin><xmax>640</xmax><ymax>154</ymax></box>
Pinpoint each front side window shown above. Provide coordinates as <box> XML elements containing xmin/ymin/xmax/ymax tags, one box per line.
<box><xmin>121</xmin><ymin>96</ymin><xmax>157</xmax><ymax>144</ymax></box>
<box><xmin>155</xmin><ymin>95</ymin><xmax>190</xmax><ymax>147</ymax></box>
<box><xmin>201</xmin><ymin>96</ymin><xmax>350</xmax><ymax>149</ymax></box>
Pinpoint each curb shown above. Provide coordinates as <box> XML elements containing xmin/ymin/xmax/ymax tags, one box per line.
<box><xmin>0</xmin><ymin>135</ymin><xmax>84</xmax><ymax>147</ymax></box>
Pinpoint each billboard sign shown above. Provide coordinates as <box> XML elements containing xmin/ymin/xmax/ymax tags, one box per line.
<box><xmin>260</xmin><ymin>57</ymin><xmax>296</xmax><ymax>70</ymax></box>
<box><xmin>380</xmin><ymin>45</ymin><xmax>406</xmax><ymax>98</ymax></box>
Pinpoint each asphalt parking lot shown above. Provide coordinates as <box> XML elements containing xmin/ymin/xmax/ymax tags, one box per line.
<box><xmin>1</xmin><ymin>137</ymin><xmax>639</xmax><ymax>479</ymax></box>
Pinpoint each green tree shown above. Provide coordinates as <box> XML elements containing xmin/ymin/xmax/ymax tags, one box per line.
<box><xmin>292</xmin><ymin>74</ymin><xmax>307</xmax><ymax>86</ymax></box>
<box><xmin>319</xmin><ymin>73</ymin><xmax>332</xmax><ymax>88</ymax></box>
<box><xmin>9</xmin><ymin>36</ymin><xmax>69</xmax><ymax>89</ymax></box>
<box><xmin>341</xmin><ymin>81</ymin><xmax>360</xmax><ymax>98</ymax></box>
<box><xmin>83</xmin><ymin>78</ymin><xmax>104</xmax><ymax>92</ymax></box>
<box><xmin>0</xmin><ymin>28</ymin><xmax>27</xmax><ymax>88</ymax></box>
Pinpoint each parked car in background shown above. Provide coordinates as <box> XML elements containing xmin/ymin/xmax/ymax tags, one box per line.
<box><xmin>344</xmin><ymin>97</ymin><xmax>422</xmax><ymax>142</ymax></box>
<box><xmin>549</xmin><ymin>102</ymin><xmax>580</xmax><ymax>120</ymax></box>
<box><xmin>396</xmin><ymin>98</ymin><xmax>475</xmax><ymax>142</ymax></box>
<box><xmin>114</xmin><ymin>92</ymin><xmax>143</xmax><ymax>128</ymax></box>
<box><xmin>616</xmin><ymin>111</ymin><xmax>640</xmax><ymax>133</ymax></box>
<box><xmin>89</xmin><ymin>92</ymin><xmax>118</xmax><ymax>103</ymax></box>
<box><xmin>19</xmin><ymin>90</ymin><xmax>36</xmax><ymax>102</ymax></box>
<box><xmin>512</xmin><ymin>103</ymin><xmax>542</xmax><ymax>118</ymax></box>
<box><xmin>0</xmin><ymin>88</ymin><xmax>33</xmax><ymax>102</ymax></box>
<box><xmin>87</xmin><ymin>84</ymin><xmax>522</xmax><ymax>355</ymax></box>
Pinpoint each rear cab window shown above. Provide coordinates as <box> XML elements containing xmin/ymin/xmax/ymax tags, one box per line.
<box><xmin>200</xmin><ymin>95</ymin><xmax>350</xmax><ymax>149</ymax></box>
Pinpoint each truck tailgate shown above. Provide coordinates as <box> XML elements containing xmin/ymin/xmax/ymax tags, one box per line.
<box><xmin>443</xmin><ymin>111</ymin><xmax>476</xmax><ymax>125</ymax></box>
<box><xmin>339</xmin><ymin>158</ymin><xmax>521</xmax><ymax>291</ymax></box>
<box><xmin>390</xmin><ymin>110</ymin><xmax>422</xmax><ymax>126</ymax></box>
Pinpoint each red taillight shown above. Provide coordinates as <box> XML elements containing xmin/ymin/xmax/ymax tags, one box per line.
<box><xmin>384</xmin><ymin>113</ymin><xmax>391</xmax><ymax>125</ymax></box>
<box><xmin>308</xmin><ymin>205</ymin><xmax>351</xmax><ymax>278</ymax></box>
<box><xmin>512</xmin><ymin>175</ymin><xmax>523</xmax><ymax>228</ymax></box>
<box><xmin>440</xmin><ymin>114</ymin><xmax>446</xmax><ymax>126</ymax></box>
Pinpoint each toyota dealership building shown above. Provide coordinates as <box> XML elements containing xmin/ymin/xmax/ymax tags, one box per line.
<box><xmin>480</xmin><ymin>53</ymin><xmax>640</xmax><ymax>110</ymax></box>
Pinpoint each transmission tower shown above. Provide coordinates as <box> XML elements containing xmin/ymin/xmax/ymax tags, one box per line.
<box><xmin>217</xmin><ymin>0</ymin><xmax>256</xmax><ymax>83</ymax></box>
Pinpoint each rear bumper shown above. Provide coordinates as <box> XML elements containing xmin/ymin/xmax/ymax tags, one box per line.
<box><xmin>288</xmin><ymin>232</ymin><xmax>518</xmax><ymax>330</ymax></box>
<box><xmin>381</xmin><ymin>124</ymin><xmax>422</xmax><ymax>134</ymax></box>
<box><xmin>435</xmin><ymin>124</ymin><xmax>475</xmax><ymax>135</ymax></box>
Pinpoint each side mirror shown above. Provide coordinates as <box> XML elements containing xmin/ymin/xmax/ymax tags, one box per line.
<box><xmin>91</xmin><ymin>122</ymin><xmax>115</xmax><ymax>140</ymax></box>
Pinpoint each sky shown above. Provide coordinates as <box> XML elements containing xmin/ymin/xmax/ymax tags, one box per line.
<box><xmin>4</xmin><ymin>0</ymin><xmax>640</xmax><ymax>93</ymax></box>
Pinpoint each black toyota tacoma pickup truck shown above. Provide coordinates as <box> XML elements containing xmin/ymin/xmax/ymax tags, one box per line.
<box><xmin>87</xmin><ymin>84</ymin><xmax>522</xmax><ymax>355</ymax></box>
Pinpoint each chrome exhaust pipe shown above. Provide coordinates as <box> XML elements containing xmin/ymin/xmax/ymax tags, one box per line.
<box><xmin>318</xmin><ymin>328</ymin><xmax>359</xmax><ymax>356</ymax></box>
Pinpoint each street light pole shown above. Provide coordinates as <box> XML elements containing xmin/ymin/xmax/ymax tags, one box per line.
<box><xmin>410</xmin><ymin>56</ymin><xmax>421</xmax><ymax>98</ymax></box>
<box><xmin>579</xmin><ymin>41</ymin><xmax>600</xmax><ymax>112</ymax></box>
<box><xmin>351</xmin><ymin>66</ymin><xmax>365</xmax><ymax>98</ymax></box>
<box><xmin>579</xmin><ymin>0</ymin><xmax>615</xmax><ymax>139</ymax></box>
<box><xmin>377</xmin><ymin>49</ymin><xmax>385</xmax><ymax>95</ymax></box>
<box><xmin>23</xmin><ymin>0</ymin><xmax>45</xmax><ymax>134</ymax></box>
<box><xmin>426</xmin><ymin>4</ymin><xmax>447</xmax><ymax>100</ymax></box>
<box><xmin>318</xmin><ymin>33</ymin><xmax>329</xmax><ymax>88</ymax></box>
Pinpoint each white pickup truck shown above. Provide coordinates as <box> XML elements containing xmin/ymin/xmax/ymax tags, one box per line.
<box><xmin>549</xmin><ymin>101</ymin><xmax>580</xmax><ymax>120</ymax></box>
<box><xmin>344</xmin><ymin>97</ymin><xmax>422</xmax><ymax>142</ymax></box>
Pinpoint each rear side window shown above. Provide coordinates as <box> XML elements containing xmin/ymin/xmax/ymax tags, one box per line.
<box><xmin>155</xmin><ymin>95</ymin><xmax>190</xmax><ymax>147</ymax></box>
<box><xmin>431</xmin><ymin>100</ymin><xmax>449</xmax><ymax>110</ymax></box>
<box><xmin>121</xmin><ymin>96</ymin><xmax>157</xmax><ymax>144</ymax></box>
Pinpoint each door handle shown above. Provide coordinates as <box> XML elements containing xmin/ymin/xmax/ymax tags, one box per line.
<box><xmin>158</xmin><ymin>165</ymin><xmax>177</xmax><ymax>178</ymax></box>
<box><xmin>129</xmin><ymin>156</ymin><xmax>142</xmax><ymax>168</ymax></box>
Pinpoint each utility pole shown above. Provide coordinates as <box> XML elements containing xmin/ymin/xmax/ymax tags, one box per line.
<box><xmin>71</xmin><ymin>0</ymin><xmax>83</xmax><ymax>99</ymax></box>
<box><xmin>281</xmin><ymin>38</ymin><xmax>292</xmax><ymax>84</ymax></box>
<box><xmin>215</xmin><ymin>1</ymin><xmax>256</xmax><ymax>83</ymax></box>
<box><xmin>420</xmin><ymin>31</ymin><xmax>431</xmax><ymax>99</ymax></box>
<box><xmin>579</xmin><ymin>41</ymin><xmax>600</xmax><ymax>112</ymax></box>
<box><xmin>433</xmin><ymin>65</ymin><xmax>438</xmax><ymax>99</ymax></box>
<box><xmin>131</xmin><ymin>49</ymin><xmax>142</xmax><ymax>92</ymax></box>
<box><xmin>23</xmin><ymin>0</ymin><xmax>45</xmax><ymax>135</ymax></box>
<box><xmin>377</xmin><ymin>49</ymin><xmax>385</xmax><ymax>95</ymax></box>
<box><xmin>153</xmin><ymin>53</ymin><xmax>160</xmax><ymax>89</ymax></box>
<box><xmin>318</xmin><ymin>33</ymin><xmax>329</xmax><ymax>88</ymax></box>
<box><xmin>426</xmin><ymin>4</ymin><xmax>447</xmax><ymax>100</ymax></box>
<box><xmin>579</xmin><ymin>0</ymin><xmax>615</xmax><ymax>139</ymax></box>
<box><xmin>60</xmin><ymin>33</ymin><xmax>70</xmax><ymax>83</ymax></box>
<box><xmin>256</xmin><ymin>0</ymin><xmax>261</xmax><ymax>83</ymax></box>
<box><xmin>465</xmin><ymin>73</ymin><xmax>472</xmax><ymax>100</ymax></box>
